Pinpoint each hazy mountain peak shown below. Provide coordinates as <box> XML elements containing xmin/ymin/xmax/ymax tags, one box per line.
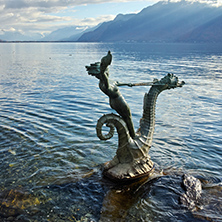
<box><xmin>114</xmin><ymin>13</ymin><xmax>135</xmax><ymax>22</ymax></box>
<box><xmin>41</xmin><ymin>26</ymin><xmax>88</xmax><ymax>41</ymax></box>
<box><xmin>78</xmin><ymin>0</ymin><xmax>222</xmax><ymax>43</ymax></box>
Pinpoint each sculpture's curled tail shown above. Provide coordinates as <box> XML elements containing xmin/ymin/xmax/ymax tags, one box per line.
<box><xmin>96</xmin><ymin>113</ymin><xmax>130</xmax><ymax>142</ymax></box>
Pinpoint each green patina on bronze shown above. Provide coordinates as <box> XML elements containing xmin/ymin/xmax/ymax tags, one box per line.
<box><xmin>86</xmin><ymin>51</ymin><xmax>185</xmax><ymax>182</ymax></box>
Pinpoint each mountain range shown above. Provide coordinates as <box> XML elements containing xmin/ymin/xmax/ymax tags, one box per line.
<box><xmin>78</xmin><ymin>1</ymin><xmax>222</xmax><ymax>43</ymax></box>
<box><xmin>1</xmin><ymin>0</ymin><xmax>222</xmax><ymax>42</ymax></box>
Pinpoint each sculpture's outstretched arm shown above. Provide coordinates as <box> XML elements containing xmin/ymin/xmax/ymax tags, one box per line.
<box><xmin>116</xmin><ymin>81</ymin><xmax>156</xmax><ymax>87</ymax></box>
<box><xmin>116</xmin><ymin>77</ymin><xmax>185</xmax><ymax>88</ymax></box>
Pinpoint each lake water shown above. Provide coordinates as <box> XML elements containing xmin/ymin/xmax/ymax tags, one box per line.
<box><xmin>0</xmin><ymin>42</ymin><xmax>221</xmax><ymax>221</ymax></box>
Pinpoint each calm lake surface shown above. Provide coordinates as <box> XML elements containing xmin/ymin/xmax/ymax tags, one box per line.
<box><xmin>0</xmin><ymin>42</ymin><xmax>221</xmax><ymax>221</ymax></box>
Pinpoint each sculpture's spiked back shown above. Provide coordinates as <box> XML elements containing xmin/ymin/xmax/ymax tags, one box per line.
<box><xmin>138</xmin><ymin>73</ymin><xmax>185</xmax><ymax>146</ymax></box>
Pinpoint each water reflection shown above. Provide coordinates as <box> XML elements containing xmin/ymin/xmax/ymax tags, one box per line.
<box><xmin>1</xmin><ymin>167</ymin><xmax>221</xmax><ymax>221</ymax></box>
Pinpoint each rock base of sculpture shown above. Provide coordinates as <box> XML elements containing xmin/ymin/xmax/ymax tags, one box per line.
<box><xmin>103</xmin><ymin>157</ymin><xmax>154</xmax><ymax>182</ymax></box>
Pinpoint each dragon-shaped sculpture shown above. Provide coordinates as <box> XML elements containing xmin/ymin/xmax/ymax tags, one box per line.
<box><xmin>86</xmin><ymin>51</ymin><xmax>185</xmax><ymax>182</ymax></box>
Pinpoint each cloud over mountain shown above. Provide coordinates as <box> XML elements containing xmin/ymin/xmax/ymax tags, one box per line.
<box><xmin>0</xmin><ymin>0</ymin><xmax>132</xmax><ymax>40</ymax></box>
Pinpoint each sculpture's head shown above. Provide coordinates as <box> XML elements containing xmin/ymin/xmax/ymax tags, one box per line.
<box><xmin>155</xmin><ymin>73</ymin><xmax>185</xmax><ymax>90</ymax></box>
<box><xmin>85</xmin><ymin>62</ymin><xmax>101</xmax><ymax>79</ymax></box>
<box><xmin>86</xmin><ymin>51</ymin><xmax>112</xmax><ymax>80</ymax></box>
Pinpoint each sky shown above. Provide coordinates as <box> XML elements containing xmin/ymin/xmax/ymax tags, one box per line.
<box><xmin>0</xmin><ymin>0</ymin><xmax>221</xmax><ymax>40</ymax></box>
<box><xmin>0</xmin><ymin>0</ymin><xmax>157</xmax><ymax>39</ymax></box>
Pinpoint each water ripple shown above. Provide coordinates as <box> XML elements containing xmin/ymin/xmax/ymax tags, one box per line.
<box><xmin>0</xmin><ymin>42</ymin><xmax>221</xmax><ymax>221</ymax></box>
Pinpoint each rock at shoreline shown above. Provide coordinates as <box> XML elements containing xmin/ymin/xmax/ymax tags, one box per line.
<box><xmin>180</xmin><ymin>174</ymin><xmax>202</xmax><ymax>210</ymax></box>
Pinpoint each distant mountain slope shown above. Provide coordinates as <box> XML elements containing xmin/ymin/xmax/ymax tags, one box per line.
<box><xmin>176</xmin><ymin>15</ymin><xmax>222</xmax><ymax>43</ymax></box>
<box><xmin>41</xmin><ymin>26</ymin><xmax>87</xmax><ymax>41</ymax></box>
<box><xmin>63</xmin><ymin>24</ymin><xmax>101</xmax><ymax>41</ymax></box>
<box><xmin>41</xmin><ymin>24</ymin><xmax>101</xmax><ymax>41</ymax></box>
<box><xmin>78</xmin><ymin>1</ymin><xmax>222</xmax><ymax>43</ymax></box>
<box><xmin>0</xmin><ymin>31</ymin><xmax>42</xmax><ymax>41</ymax></box>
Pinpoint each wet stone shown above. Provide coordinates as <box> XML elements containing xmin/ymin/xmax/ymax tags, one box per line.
<box><xmin>180</xmin><ymin>174</ymin><xmax>202</xmax><ymax>210</ymax></box>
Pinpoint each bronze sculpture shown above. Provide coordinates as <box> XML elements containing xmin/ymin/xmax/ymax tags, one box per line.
<box><xmin>86</xmin><ymin>51</ymin><xmax>135</xmax><ymax>138</ymax></box>
<box><xmin>86</xmin><ymin>51</ymin><xmax>185</xmax><ymax>182</ymax></box>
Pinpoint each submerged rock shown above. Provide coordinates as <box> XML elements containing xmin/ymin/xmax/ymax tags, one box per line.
<box><xmin>180</xmin><ymin>174</ymin><xmax>202</xmax><ymax>210</ymax></box>
<box><xmin>0</xmin><ymin>188</ymin><xmax>48</xmax><ymax>221</ymax></box>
